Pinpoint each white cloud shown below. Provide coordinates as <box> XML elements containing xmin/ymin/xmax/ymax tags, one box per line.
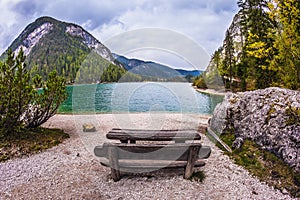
<box><xmin>104</xmin><ymin>28</ymin><xmax>211</xmax><ymax>70</ymax></box>
<box><xmin>0</xmin><ymin>0</ymin><xmax>238</xmax><ymax>69</ymax></box>
<box><xmin>94</xmin><ymin>0</ymin><xmax>238</xmax><ymax>68</ymax></box>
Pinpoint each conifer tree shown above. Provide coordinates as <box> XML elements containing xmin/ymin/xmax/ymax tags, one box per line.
<box><xmin>0</xmin><ymin>49</ymin><xmax>67</xmax><ymax>136</ymax></box>
<box><xmin>238</xmin><ymin>0</ymin><xmax>277</xmax><ymax>89</ymax></box>
<box><xmin>223</xmin><ymin>29</ymin><xmax>236</xmax><ymax>91</ymax></box>
<box><xmin>270</xmin><ymin>0</ymin><xmax>300</xmax><ymax>89</ymax></box>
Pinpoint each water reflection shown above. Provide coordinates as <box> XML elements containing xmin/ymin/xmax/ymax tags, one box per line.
<box><xmin>58</xmin><ymin>82</ymin><xmax>223</xmax><ymax>114</ymax></box>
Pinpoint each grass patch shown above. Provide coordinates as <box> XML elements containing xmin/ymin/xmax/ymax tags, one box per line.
<box><xmin>0</xmin><ymin>127</ymin><xmax>69</xmax><ymax>162</ymax></box>
<box><xmin>285</xmin><ymin>105</ymin><xmax>300</xmax><ymax>126</ymax></box>
<box><xmin>190</xmin><ymin>171</ymin><xmax>206</xmax><ymax>183</ymax></box>
<box><xmin>218</xmin><ymin>132</ymin><xmax>300</xmax><ymax>198</ymax></box>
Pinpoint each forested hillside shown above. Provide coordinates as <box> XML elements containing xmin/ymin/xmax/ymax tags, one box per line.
<box><xmin>194</xmin><ymin>0</ymin><xmax>300</xmax><ymax>91</ymax></box>
<box><xmin>2</xmin><ymin>16</ymin><xmax>202</xmax><ymax>84</ymax></box>
<box><xmin>1</xmin><ymin>16</ymin><xmax>127</xmax><ymax>84</ymax></box>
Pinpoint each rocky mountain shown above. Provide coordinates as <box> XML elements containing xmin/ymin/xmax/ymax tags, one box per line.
<box><xmin>113</xmin><ymin>53</ymin><xmax>202</xmax><ymax>79</ymax></box>
<box><xmin>1</xmin><ymin>16</ymin><xmax>202</xmax><ymax>83</ymax></box>
<box><xmin>1</xmin><ymin>16</ymin><xmax>121</xmax><ymax>84</ymax></box>
<box><xmin>199</xmin><ymin>11</ymin><xmax>244</xmax><ymax>91</ymax></box>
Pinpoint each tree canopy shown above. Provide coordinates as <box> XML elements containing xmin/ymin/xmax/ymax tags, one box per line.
<box><xmin>194</xmin><ymin>0</ymin><xmax>300</xmax><ymax>91</ymax></box>
<box><xmin>0</xmin><ymin>49</ymin><xmax>67</xmax><ymax>136</ymax></box>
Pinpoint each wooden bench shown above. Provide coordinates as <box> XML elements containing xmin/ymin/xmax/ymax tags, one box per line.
<box><xmin>94</xmin><ymin>129</ymin><xmax>211</xmax><ymax>181</ymax></box>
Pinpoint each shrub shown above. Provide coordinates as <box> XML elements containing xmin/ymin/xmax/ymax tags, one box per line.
<box><xmin>193</xmin><ymin>74</ymin><xmax>208</xmax><ymax>89</ymax></box>
<box><xmin>0</xmin><ymin>49</ymin><xmax>66</xmax><ymax>136</ymax></box>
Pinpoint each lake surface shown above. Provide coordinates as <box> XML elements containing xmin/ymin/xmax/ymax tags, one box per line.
<box><xmin>58</xmin><ymin>82</ymin><xmax>223</xmax><ymax>114</ymax></box>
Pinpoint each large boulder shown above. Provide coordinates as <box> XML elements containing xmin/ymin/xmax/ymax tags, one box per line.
<box><xmin>210</xmin><ymin>87</ymin><xmax>300</xmax><ymax>172</ymax></box>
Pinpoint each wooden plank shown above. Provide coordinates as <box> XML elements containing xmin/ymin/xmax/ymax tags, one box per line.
<box><xmin>198</xmin><ymin>146</ymin><xmax>211</xmax><ymax>159</ymax></box>
<box><xmin>119</xmin><ymin>159</ymin><xmax>205</xmax><ymax>168</ymax></box>
<box><xmin>100</xmin><ymin>159</ymin><xmax>205</xmax><ymax>169</ymax></box>
<box><xmin>94</xmin><ymin>145</ymin><xmax>107</xmax><ymax>157</ymax></box>
<box><xmin>184</xmin><ymin>145</ymin><xmax>201</xmax><ymax>179</ymax></box>
<box><xmin>107</xmin><ymin>130</ymin><xmax>201</xmax><ymax>141</ymax></box>
<box><xmin>95</xmin><ymin>143</ymin><xmax>209</xmax><ymax>160</ymax></box>
<box><xmin>112</xmin><ymin>128</ymin><xmax>198</xmax><ymax>133</ymax></box>
<box><xmin>109</xmin><ymin>129</ymin><xmax>199</xmax><ymax>136</ymax></box>
<box><xmin>95</xmin><ymin>143</ymin><xmax>202</xmax><ymax>160</ymax></box>
<box><xmin>108</xmin><ymin>146</ymin><xmax>121</xmax><ymax>181</ymax></box>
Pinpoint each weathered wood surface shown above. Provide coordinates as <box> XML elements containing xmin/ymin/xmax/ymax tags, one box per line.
<box><xmin>100</xmin><ymin>159</ymin><xmax>206</xmax><ymax>169</ymax></box>
<box><xmin>107</xmin><ymin>129</ymin><xmax>201</xmax><ymax>142</ymax></box>
<box><xmin>95</xmin><ymin>143</ymin><xmax>201</xmax><ymax>160</ymax></box>
<box><xmin>94</xmin><ymin>128</ymin><xmax>211</xmax><ymax>181</ymax></box>
<box><xmin>94</xmin><ymin>143</ymin><xmax>211</xmax><ymax>160</ymax></box>
<box><xmin>184</xmin><ymin>145</ymin><xmax>200</xmax><ymax>179</ymax></box>
<box><xmin>108</xmin><ymin>146</ymin><xmax>121</xmax><ymax>181</ymax></box>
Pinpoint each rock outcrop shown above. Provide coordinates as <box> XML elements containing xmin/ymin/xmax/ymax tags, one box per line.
<box><xmin>210</xmin><ymin>87</ymin><xmax>300</xmax><ymax>172</ymax></box>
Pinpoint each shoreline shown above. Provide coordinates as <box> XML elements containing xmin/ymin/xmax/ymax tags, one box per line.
<box><xmin>192</xmin><ymin>86</ymin><xmax>228</xmax><ymax>96</ymax></box>
<box><xmin>0</xmin><ymin>113</ymin><xmax>294</xmax><ymax>199</ymax></box>
<box><xmin>56</xmin><ymin>111</ymin><xmax>213</xmax><ymax>118</ymax></box>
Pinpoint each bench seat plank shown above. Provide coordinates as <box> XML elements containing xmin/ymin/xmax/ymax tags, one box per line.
<box><xmin>100</xmin><ymin>159</ymin><xmax>206</xmax><ymax>169</ymax></box>
<box><xmin>95</xmin><ymin>143</ymin><xmax>201</xmax><ymax>161</ymax></box>
<box><xmin>107</xmin><ymin>129</ymin><xmax>201</xmax><ymax>142</ymax></box>
<box><xmin>94</xmin><ymin>144</ymin><xmax>211</xmax><ymax>160</ymax></box>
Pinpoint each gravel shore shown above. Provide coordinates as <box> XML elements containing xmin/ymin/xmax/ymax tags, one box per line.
<box><xmin>0</xmin><ymin>114</ymin><xmax>295</xmax><ymax>199</ymax></box>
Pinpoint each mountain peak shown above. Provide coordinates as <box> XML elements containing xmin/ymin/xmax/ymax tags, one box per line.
<box><xmin>5</xmin><ymin>16</ymin><xmax>113</xmax><ymax>62</ymax></box>
<box><xmin>0</xmin><ymin>16</ymin><xmax>119</xmax><ymax>84</ymax></box>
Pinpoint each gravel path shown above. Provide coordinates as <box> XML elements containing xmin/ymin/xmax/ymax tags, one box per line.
<box><xmin>0</xmin><ymin>114</ymin><xmax>295</xmax><ymax>200</ymax></box>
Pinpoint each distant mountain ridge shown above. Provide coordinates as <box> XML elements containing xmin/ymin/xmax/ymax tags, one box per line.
<box><xmin>112</xmin><ymin>53</ymin><xmax>202</xmax><ymax>79</ymax></box>
<box><xmin>1</xmin><ymin>16</ymin><xmax>201</xmax><ymax>83</ymax></box>
<box><xmin>1</xmin><ymin>16</ymin><xmax>121</xmax><ymax>84</ymax></box>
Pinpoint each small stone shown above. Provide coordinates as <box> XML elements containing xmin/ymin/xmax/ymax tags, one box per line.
<box><xmin>83</xmin><ymin>123</ymin><xmax>96</xmax><ymax>132</ymax></box>
<box><xmin>232</xmin><ymin>137</ymin><xmax>244</xmax><ymax>149</ymax></box>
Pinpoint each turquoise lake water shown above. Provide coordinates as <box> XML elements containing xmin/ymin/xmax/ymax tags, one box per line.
<box><xmin>58</xmin><ymin>82</ymin><xmax>223</xmax><ymax>114</ymax></box>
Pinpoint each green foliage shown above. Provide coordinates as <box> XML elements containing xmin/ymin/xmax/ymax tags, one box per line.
<box><xmin>218</xmin><ymin>132</ymin><xmax>300</xmax><ymax>198</ymax></box>
<box><xmin>0</xmin><ymin>49</ymin><xmax>35</xmax><ymax>134</ymax></box>
<box><xmin>189</xmin><ymin>171</ymin><xmax>206</xmax><ymax>183</ymax></box>
<box><xmin>24</xmin><ymin>70</ymin><xmax>67</xmax><ymax>128</ymax></box>
<box><xmin>101</xmin><ymin>64</ymin><xmax>126</xmax><ymax>82</ymax></box>
<box><xmin>269</xmin><ymin>0</ymin><xmax>300</xmax><ymax>90</ymax></box>
<box><xmin>223</xmin><ymin>29</ymin><xmax>236</xmax><ymax>91</ymax></box>
<box><xmin>195</xmin><ymin>48</ymin><xmax>225</xmax><ymax>90</ymax></box>
<box><xmin>0</xmin><ymin>49</ymin><xmax>67</xmax><ymax>136</ymax></box>
<box><xmin>285</xmin><ymin>105</ymin><xmax>300</xmax><ymax>126</ymax></box>
<box><xmin>195</xmin><ymin>0</ymin><xmax>300</xmax><ymax>91</ymax></box>
<box><xmin>192</xmin><ymin>74</ymin><xmax>207</xmax><ymax>89</ymax></box>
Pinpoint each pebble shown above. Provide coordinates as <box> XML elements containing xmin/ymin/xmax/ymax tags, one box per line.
<box><xmin>0</xmin><ymin>114</ymin><xmax>296</xmax><ymax>199</ymax></box>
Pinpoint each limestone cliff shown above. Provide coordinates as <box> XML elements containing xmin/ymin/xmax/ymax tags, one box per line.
<box><xmin>210</xmin><ymin>87</ymin><xmax>300</xmax><ymax>172</ymax></box>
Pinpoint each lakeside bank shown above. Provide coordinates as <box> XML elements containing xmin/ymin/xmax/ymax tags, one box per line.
<box><xmin>0</xmin><ymin>113</ymin><xmax>294</xmax><ymax>199</ymax></box>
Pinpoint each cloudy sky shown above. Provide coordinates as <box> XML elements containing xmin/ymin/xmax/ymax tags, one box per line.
<box><xmin>0</xmin><ymin>0</ymin><xmax>238</xmax><ymax>70</ymax></box>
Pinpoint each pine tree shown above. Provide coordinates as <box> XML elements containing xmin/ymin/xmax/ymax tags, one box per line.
<box><xmin>223</xmin><ymin>29</ymin><xmax>236</xmax><ymax>91</ymax></box>
<box><xmin>0</xmin><ymin>49</ymin><xmax>67</xmax><ymax>135</ymax></box>
<box><xmin>238</xmin><ymin>0</ymin><xmax>278</xmax><ymax>89</ymax></box>
<box><xmin>270</xmin><ymin>0</ymin><xmax>300</xmax><ymax>89</ymax></box>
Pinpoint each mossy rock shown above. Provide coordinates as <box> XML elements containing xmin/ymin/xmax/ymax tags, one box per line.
<box><xmin>83</xmin><ymin>123</ymin><xmax>96</xmax><ymax>132</ymax></box>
